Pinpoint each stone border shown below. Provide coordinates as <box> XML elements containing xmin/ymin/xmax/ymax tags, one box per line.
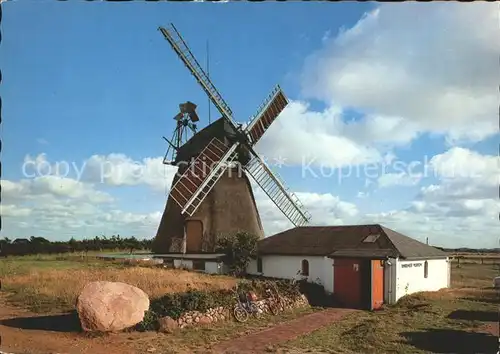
<box><xmin>157</xmin><ymin>294</ymin><xmax>309</xmax><ymax>333</ymax></box>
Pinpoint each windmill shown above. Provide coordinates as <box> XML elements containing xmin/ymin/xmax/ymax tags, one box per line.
<box><xmin>152</xmin><ymin>23</ymin><xmax>311</xmax><ymax>254</ymax></box>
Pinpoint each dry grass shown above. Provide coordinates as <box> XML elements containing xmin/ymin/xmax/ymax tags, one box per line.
<box><xmin>1</xmin><ymin>255</ymin><xmax>236</xmax><ymax>312</ymax></box>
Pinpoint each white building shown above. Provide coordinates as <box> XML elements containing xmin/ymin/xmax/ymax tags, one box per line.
<box><xmin>156</xmin><ymin>253</ymin><xmax>228</xmax><ymax>275</ymax></box>
<box><xmin>246</xmin><ymin>224</ymin><xmax>450</xmax><ymax>310</ymax></box>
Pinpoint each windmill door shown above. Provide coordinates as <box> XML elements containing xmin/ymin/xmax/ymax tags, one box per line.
<box><xmin>185</xmin><ymin>220</ymin><xmax>203</xmax><ymax>253</ymax></box>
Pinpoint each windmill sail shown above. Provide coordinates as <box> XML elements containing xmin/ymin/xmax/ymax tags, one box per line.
<box><xmin>169</xmin><ymin>138</ymin><xmax>240</xmax><ymax>216</ymax></box>
<box><xmin>245</xmin><ymin>151</ymin><xmax>311</xmax><ymax>227</ymax></box>
<box><xmin>158</xmin><ymin>23</ymin><xmax>312</xmax><ymax>227</ymax></box>
<box><xmin>158</xmin><ymin>24</ymin><xmax>239</xmax><ymax>130</ymax></box>
<box><xmin>245</xmin><ymin>85</ymin><xmax>288</xmax><ymax>146</ymax></box>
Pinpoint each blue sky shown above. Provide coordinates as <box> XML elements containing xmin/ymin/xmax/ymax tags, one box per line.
<box><xmin>2</xmin><ymin>2</ymin><xmax>498</xmax><ymax>248</ymax></box>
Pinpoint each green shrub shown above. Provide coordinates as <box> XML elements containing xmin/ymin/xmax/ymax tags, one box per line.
<box><xmin>215</xmin><ymin>231</ymin><xmax>259</xmax><ymax>276</ymax></box>
<box><xmin>137</xmin><ymin>279</ymin><xmax>304</xmax><ymax>331</ymax></box>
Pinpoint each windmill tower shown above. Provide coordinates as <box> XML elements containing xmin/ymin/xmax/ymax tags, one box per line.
<box><xmin>152</xmin><ymin>23</ymin><xmax>311</xmax><ymax>254</ymax></box>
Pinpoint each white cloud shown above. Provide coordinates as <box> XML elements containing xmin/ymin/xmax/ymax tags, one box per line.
<box><xmin>3</xmin><ymin>176</ymin><xmax>114</xmax><ymax>205</ymax></box>
<box><xmin>256</xmin><ymin>100</ymin><xmax>383</xmax><ymax>168</ymax></box>
<box><xmin>22</xmin><ymin>153</ymin><xmax>179</xmax><ymax>193</ymax></box>
<box><xmin>301</xmin><ymin>3</ymin><xmax>498</xmax><ymax>144</ymax></box>
<box><xmin>367</xmin><ymin>147</ymin><xmax>499</xmax><ymax>247</ymax></box>
<box><xmin>1</xmin><ymin>204</ymin><xmax>32</xmax><ymax>217</ymax></box>
<box><xmin>3</xmin><ymin>147</ymin><xmax>498</xmax><ymax>247</ymax></box>
<box><xmin>427</xmin><ymin>147</ymin><xmax>498</xmax><ymax>185</ymax></box>
<box><xmin>82</xmin><ymin>154</ymin><xmax>178</xmax><ymax>191</ymax></box>
<box><xmin>378</xmin><ymin>172</ymin><xmax>423</xmax><ymax>188</ymax></box>
<box><xmin>253</xmin><ymin>183</ymin><xmax>359</xmax><ymax>235</ymax></box>
<box><xmin>2</xmin><ymin>170</ymin><xmax>162</xmax><ymax>240</ymax></box>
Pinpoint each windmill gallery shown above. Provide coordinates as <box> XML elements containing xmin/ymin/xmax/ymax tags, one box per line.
<box><xmin>148</xmin><ymin>24</ymin><xmax>451</xmax><ymax>310</ymax></box>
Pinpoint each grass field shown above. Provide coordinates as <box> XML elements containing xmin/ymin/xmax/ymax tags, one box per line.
<box><xmin>0</xmin><ymin>254</ymin><xmax>499</xmax><ymax>353</ymax></box>
<box><xmin>0</xmin><ymin>253</ymin><xmax>236</xmax><ymax>312</ymax></box>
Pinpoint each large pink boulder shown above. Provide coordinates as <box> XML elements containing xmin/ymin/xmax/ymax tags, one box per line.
<box><xmin>76</xmin><ymin>281</ymin><xmax>150</xmax><ymax>332</ymax></box>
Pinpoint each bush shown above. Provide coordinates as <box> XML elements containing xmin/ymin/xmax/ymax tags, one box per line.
<box><xmin>148</xmin><ymin>288</ymin><xmax>235</xmax><ymax>320</ymax></box>
<box><xmin>215</xmin><ymin>231</ymin><xmax>259</xmax><ymax>276</ymax></box>
<box><xmin>137</xmin><ymin>278</ymin><xmax>305</xmax><ymax>331</ymax></box>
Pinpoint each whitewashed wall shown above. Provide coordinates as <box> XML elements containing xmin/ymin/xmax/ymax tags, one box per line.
<box><xmin>394</xmin><ymin>258</ymin><xmax>449</xmax><ymax>301</ymax></box>
<box><xmin>246</xmin><ymin>255</ymin><xmax>334</xmax><ymax>293</ymax></box>
<box><xmin>174</xmin><ymin>259</ymin><xmax>193</xmax><ymax>269</ymax></box>
<box><xmin>171</xmin><ymin>259</ymin><xmax>223</xmax><ymax>274</ymax></box>
<box><xmin>205</xmin><ymin>261</ymin><xmax>222</xmax><ymax>274</ymax></box>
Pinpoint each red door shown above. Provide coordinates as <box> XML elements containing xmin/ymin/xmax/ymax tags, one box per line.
<box><xmin>371</xmin><ymin>260</ymin><xmax>384</xmax><ymax>310</ymax></box>
<box><xmin>334</xmin><ymin>258</ymin><xmax>362</xmax><ymax>308</ymax></box>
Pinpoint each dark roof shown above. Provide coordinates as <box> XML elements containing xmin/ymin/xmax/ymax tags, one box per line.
<box><xmin>330</xmin><ymin>248</ymin><xmax>398</xmax><ymax>259</ymax></box>
<box><xmin>174</xmin><ymin>116</ymin><xmax>251</xmax><ymax>166</ymax></box>
<box><xmin>257</xmin><ymin>224</ymin><xmax>448</xmax><ymax>260</ymax></box>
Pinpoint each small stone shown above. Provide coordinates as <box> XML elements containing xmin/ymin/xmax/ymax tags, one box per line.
<box><xmin>158</xmin><ymin>316</ymin><xmax>178</xmax><ymax>334</ymax></box>
<box><xmin>198</xmin><ymin>316</ymin><xmax>211</xmax><ymax>325</ymax></box>
<box><xmin>194</xmin><ymin>317</ymin><xmax>200</xmax><ymax>323</ymax></box>
<box><xmin>186</xmin><ymin>318</ymin><xmax>193</xmax><ymax>324</ymax></box>
<box><xmin>220</xmin><ymin>315</ymin><xmax>225</xmax><ymax>321</ymax></box>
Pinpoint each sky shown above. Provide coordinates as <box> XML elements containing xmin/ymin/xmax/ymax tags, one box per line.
<box><xmin>1</xmin><ymin>1</ymin><xmax>498</xmax><ymax>248</ymax></box>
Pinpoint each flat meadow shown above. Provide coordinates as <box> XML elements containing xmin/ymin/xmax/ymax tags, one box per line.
<box><xmin>0</xmin><ymin>253</ymin><xmax>237</xmax><ymax>312</ymax></box>
<box><xmin>0</xmin><ymin>252</ymin><xmax>498</xmax><ymax>354</ymax></box>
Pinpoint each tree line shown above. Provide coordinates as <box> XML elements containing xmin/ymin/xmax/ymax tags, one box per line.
<box><xmin>0</xmin><ymin>235</ymin><xmax>153</xmax><ymax>256</ymax></box>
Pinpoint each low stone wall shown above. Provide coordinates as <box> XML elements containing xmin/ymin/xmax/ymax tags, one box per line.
<box><xmin>157</xmin><ymin>294</ymin><xmax>309</xmax><ymax>333</ymax></box>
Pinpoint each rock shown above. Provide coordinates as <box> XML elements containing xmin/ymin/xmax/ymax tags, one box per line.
<box><xmin>199</xmin><ymin>316</ymin><xmax>211</xmax><ymax>325</ymax></box>
<box><xmin>194</xmin><ymin>317</ymin><xmax>200</xmax><ymax>323</ymax></box>
<box><xmin>186</xmin><ymin>318</ymin><xmax>193</xmax><ymax>324</ymax></box>
<box><xmin>76</xmin><ymin>281</ymin><xmax>149</xmax><ymax>332</ymax></box>
<box><xmin>158</xmin><ymin>316</ymin><xmax>178</xmax><ymax>333</ymax></box>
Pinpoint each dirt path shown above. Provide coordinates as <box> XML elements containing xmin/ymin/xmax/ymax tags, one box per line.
<box><xmin>212</xmin><ymin>308</ymin><xmax>355</xmax><ymax>354</ymax></box>
<box><xmin>0</xmin><ymin>294</ymin><xmax>136</xmax><ymax>354</ymax></box>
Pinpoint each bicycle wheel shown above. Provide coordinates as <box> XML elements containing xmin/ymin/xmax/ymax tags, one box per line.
<box><xmin>269</xmin><ymin>301</ymin><xmax>279</xmax><ymax>315</ymax></box>
<box><xmin>249</xmin><ymin>303</ymin><xmax>261</xmax><ymax>318</ymax></box>
<box><xmin>233</xmin><ymin>305</ymin><xmax>249</xmax><ymax>322</ymax></box>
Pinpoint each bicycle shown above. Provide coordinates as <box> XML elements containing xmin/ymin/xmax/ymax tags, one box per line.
<box><xmin>265</xmin><ymin>283</ymin><xmax>285</xmax><ymax>315</ymax></box>
<box><xmin>233</xmin><ymin>286</ymin><xmax>260</xmax><ymax>323</ymax></box>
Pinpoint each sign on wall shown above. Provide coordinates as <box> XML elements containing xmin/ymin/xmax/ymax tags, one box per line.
<box><xmin>401</xmin><ymin>262</ymin><xmax>423</xmax><ymax>269</ymax></box>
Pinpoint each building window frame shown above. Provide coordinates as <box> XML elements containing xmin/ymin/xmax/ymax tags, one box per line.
<box><xmin>257</xmin><ymin>257</ymin><xmax>263</xmax><ymax>273</ymax></box>
<box><xmin>301</xmin><ymin>259</ymin><xmax>310</xmax><ymax>277</ymax></box>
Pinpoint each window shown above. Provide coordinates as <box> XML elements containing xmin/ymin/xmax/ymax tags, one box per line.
<box><xmin>257</xmin><ymin>257</ymin><xmax>263</xmax><ymax>273</ymax></box>
<box><xmin>301</xmin><ymin>259</ymin><xmax>309</xmax><ymax>276</ymax></box>
<box><xmin>192</xmin><ymin>260</ymin><xmax>205</xmax><ymax>271</ymax></box>
<box><xmin>424</xmin><ymin>260</ymin><xmax>428</xmax><ymax>278</ymax></box>
<box><xmin>363</xmin><ymin>234</ymin><xmax>380</xmax><ymax>243</ymax></box>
